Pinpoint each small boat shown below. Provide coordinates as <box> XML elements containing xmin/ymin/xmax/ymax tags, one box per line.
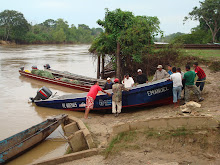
<box><xmin>31</xmin><ymin>79</ymin><xmax>173</xmax><ymax>111</ymax></box>
<box><xmin>19</xmin><ymin>64</ymin><xmax>106</xmax><ymax>92</ymax></box>
<box><xmin>0</xmin><ymin>114</ymin><xmax>68</xmax><ymax>164</ymax></box>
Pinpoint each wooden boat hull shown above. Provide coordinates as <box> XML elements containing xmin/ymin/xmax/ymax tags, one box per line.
<box><xmin>44</xmin><ymin>68</ymin><xmax>106</xmax><ymax>87</ymax></box>
<box><xmin>34</xmin><ymin>80</ymin><xmax>173</xmax><ymax>111</ymax></box>
<box><xmin>0</xmin><ymin>114</ymin><xmax>68</xmax><ymax>164</ymax></box>
<box><xmin>19</xmin><ymin>70</ymin><xmax>91</xmax><ymax>92</ymax></box>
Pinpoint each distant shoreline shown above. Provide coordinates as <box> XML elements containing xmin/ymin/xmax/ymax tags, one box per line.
<box><xmin>0</xmin><ymin>40</ymin><xmax>92</xmax><ymax>45</ymax></box>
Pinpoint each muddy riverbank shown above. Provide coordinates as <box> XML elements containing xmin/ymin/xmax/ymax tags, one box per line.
<box><xmin>61</xmin><ymin>65</ymin><xmax>220</xmax><ymax>165</ymax></box>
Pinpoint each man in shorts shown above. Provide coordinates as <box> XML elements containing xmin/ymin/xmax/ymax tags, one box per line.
<box><xmin>84</xmin><ymin>81</ymin><xmax>111</xmax><ymax>119</ymax></box>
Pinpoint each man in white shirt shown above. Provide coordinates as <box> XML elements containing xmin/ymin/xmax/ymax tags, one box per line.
<box><xmin>122</xmin><ymin>74</ymin><xmax>134</xmax><ymax>88</ymax></box>
<box><xmin>169</xmin><ymin>67</ymin><xmax>182</xmax><ymax>108</ymax></box>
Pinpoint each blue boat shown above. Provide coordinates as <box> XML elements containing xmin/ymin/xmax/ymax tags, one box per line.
<box><xmin>33</xmin><ymin>79</ymin><xmax>173</xmax><ymax>111</ymax></box>
<box><xmin>0</xmin><ymin>114</ymin><xmax>67</xmax><ymax>164</ymax></box>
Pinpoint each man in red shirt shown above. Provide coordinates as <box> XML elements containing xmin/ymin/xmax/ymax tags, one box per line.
<box><xmin>193</xmin><ymin>62</ymin><xmax>206</xmax><ymax>91</ymax></box>
<box><xmin>84</xmin><ymin>81</ymin><xmax>111</xmax><ymax>119</ymax></box>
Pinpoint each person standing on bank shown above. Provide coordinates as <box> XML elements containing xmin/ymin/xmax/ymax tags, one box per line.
<box><xmin>112</xmin><ymin>78</ymin><xmax>129</xmax><ymax>117</ymax></box>
<box><xmin>122</xmin><ymin>73</ymin><xmax>134</xmax><ymax>88</ymax></box>
<box><xmin>136</xmin><ymin>69</ymin><xmax>148</xmax><ymax>84</ymax></box>
<box><xmin>152</xmin><ymin>65</ymin><xmax>170</xmax><ymax>81</ymax></box>
<box><xmin>183</xmin><ymin>65</ymin><xmax>204</xmax><ymax>103</ymax></box>
<box><xmin>167</xmin><ymin>65</ymin><xmax>173</xmax><ymax>75</ymax></box>
<box><xmin>168</xmin><ymin>67</ymin><xmax>182</xmax><ymax>108</ymax></box>
<box><xmin>84</xmin><ymin>81</ymin><xmax>111</xmax><ymax>119</ymax></box>
<box><xmin>193</xmin><ymin>62</ymin><xmax>206</xmax><ymax>92</ymax></box>
<box><xmin>103</xmin><ymin>77</ymin><xmax>113</xmax><ymax>90</ymax></box>
<box><xmin>177</xmin><ymin>67</ymin><xmax>185</xmax><ymax>99</ymax></box>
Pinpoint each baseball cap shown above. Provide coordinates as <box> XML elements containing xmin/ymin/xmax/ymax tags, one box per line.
<box><xmin>107</xmin><ymin>77</ymin><xmax>111</xmax><ymax>80</ymax></box>
<box><xmin>137</xmin><ymin>69</ymin><xmax>142</xmax><ymax>72</ymax></box>
<box><xmin>114</xmin><ymin>78</ymin><xmax>119</xmax><ymax>83</ymax></box>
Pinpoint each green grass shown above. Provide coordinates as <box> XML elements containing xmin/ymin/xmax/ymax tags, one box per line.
<box><xmin>182</xmin><ymin>49</ymin><xmax>220</xmax><ymax>60</ymax></box>
<box><xmin>105</xmin><ymin>129</ymin><xmax>195</xmax><ymax>157</ymax></box>
<box><xmin>144</xmin><ymin>127</ymin><xmax>193</xmax><ymax>139</ymax></box>
<box><xmin>105</xmin><ymin>131</ymin><xmax>137</xmax><ymax>158</ymax></box>
<box><xmin>170</xmin><ymin>127</ymin><xmax>193</xmax><ymax>137</ymax></box>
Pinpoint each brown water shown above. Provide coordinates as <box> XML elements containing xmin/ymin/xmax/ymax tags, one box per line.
<box><xmin>0</xmin><ymin>44</ymin><xmax>98</xmax><ymax>164</ymax></box>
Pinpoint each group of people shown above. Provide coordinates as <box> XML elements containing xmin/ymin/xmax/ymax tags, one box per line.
<box><xmin>84</xmin><ymin>62</ymin><xmax>206</xmax><ymax>119</ymax></box>
<box><xmin>168</xmin><ymin>62</ymin><xmax>206</xmax><ymax>108</ymax></box>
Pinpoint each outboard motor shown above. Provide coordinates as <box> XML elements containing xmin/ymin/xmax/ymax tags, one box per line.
<box><xmin>30</xmin><ymin>86</ymin><xmax>52</xmax><ymax>102</ymax></box>
<box><xmin>20</xmin><ymin>67</ymin><xmax>24</xmax><ymax>71</ymax></box>
<box><xmin>44</xmin><ymin>64</ymin><xmax>51</xmax><ymax>69</ymax></box>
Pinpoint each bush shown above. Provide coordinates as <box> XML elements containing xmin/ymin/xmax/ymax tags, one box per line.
<box><xmin>209</xmin><ymin>61</ymin><xmax>220</xmax><ymax>72</ymax></box>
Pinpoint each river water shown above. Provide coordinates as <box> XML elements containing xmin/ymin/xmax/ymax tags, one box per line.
<box><xmin>0</xmin><ymin>44</ymin><xmax>98</xmax><ymax>164</ymax></box>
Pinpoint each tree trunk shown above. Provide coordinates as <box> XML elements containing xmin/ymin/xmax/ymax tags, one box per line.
<box><xmin>101</xmin><ymin>54</ymin><xmax>105</xmax><ymax>79</ymax></box>
<box><xmin>116</xmin><ymin>42</ymin><xmax>121</xmax><ymax>80</ymax></box>
<box><xmin>97</xmin><ymin>55</ymin><xmax>101</xmax><ymax>79</ymax></box>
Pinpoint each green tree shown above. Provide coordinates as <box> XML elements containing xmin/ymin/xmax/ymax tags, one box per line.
<box><xmin>0</xmin><ymin>10</ymin><xmax>29</xmax><ymax>42</ymax></box>
<box><xmin>90</xmin><ymin>8</ymin><xmax>162</xmax><ymax>78</ymax></box>
<box><xmin>78</xmin><ymin>24</ymin><xmax>90</xmax><ymax>30</ymax></box>
<box><xmin>56</xmin><ymin>19</ymin><xmax>69</xmax><ymax>33</ymax></box>
<box><xmin>41</xmin><ymin>19</ymin><xmax>56</xmax><ymax>29</ymax></box>
<box><xmin>91</xmin><ymin>28</ymin><xmax>103</xmax><ymax>36</ymax></box>
<box><xmin>184</xmin><ymin>0</ymin><xmax>220</xmax><ymax>43</ymax></box>
<box><xmin>52</xmin><ymin>28</ymin><xmax>66</xmax><ymax>43</ymax></box>
<box><xmin>96</xmin><ymin>8</ymin><xmax>135</xmax><ymax>78</ymax></box>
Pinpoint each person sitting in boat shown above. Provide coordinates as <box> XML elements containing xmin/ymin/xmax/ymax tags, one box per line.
<box><xmin>122</xmin><ymin>73</ymin><xmax>134</xmax><ymax>88</ymax></box>
<box><xmin>103</xmin><ymin>77</ymin><xmax>113</xmax><ymax>90</ymax></box>
<box><xmin>152</xmin><ymin>65</ymin><xmax>169</xmax><ymax>81</ymax></box>
<box><xmin>84</xmin><ymin>81</ymin><xmax>111</xmax><ymax>119</ymax></box>
<box><xmin>112</xmin><ymin>78</ymin><xmax>129</xmax><ymax>117</ymax></box>
<box><xmin>136</xmin><ymin>69</ymin><xmax>148</xmax><ymax>84</ymax></box>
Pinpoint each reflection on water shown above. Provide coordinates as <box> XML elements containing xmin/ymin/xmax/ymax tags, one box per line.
<box><xmin>0</xmin><ymin>44</ymin><xmax>97</xmax><ymax>164</ymax></box>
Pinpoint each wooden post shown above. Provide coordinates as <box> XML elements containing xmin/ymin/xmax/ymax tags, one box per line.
<box><xmin>97</xmin><ymin>55</ymin><xmax>101</xmax><ymax>79</ymax></box>
<box><xmin>116</xmin><ymin>42</ymin><xmax>120</xmax><ymax>80</ymax></box>
<box><xmin>101</xmin><ymin>54</ymin><xmax>105</xmax><ymax>79</ymax></box>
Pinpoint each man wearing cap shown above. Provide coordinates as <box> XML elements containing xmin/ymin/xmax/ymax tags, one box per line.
<box><xmin>103</xmin><ymin>77</ymin><xmax>113</xmax><ymax>90</ymax></box>
<box><xmin>152</xmin><ymin>65</ymin><xmax>170</xmax><ymax>81</ymax></box>
<box><xmin>136</xmin><ymin>69</ymin><xmax>148</xmax><ymax>84</ymax></box>
<box><xmin>112</xmin><ymin>78</ymin><xmax>129</xmax><ymax>117</ymax></box>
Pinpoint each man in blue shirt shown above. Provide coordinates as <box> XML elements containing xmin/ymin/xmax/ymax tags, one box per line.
<box><xmin>167</xmin><ymin>65</ymin><xmax>173</xmax><ymax>75</ymax></box>
<box><xmin>103</xmin><ymin>77</ymin><xmax>113</xmax><ymax>90</ymax></box>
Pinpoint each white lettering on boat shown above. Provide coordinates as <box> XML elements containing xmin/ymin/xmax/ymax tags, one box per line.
<box><xmin>99</xmin><ymin>99</ymin><xmax>112</xmax><ymax>106</ymax></box>
<box><xmin>79</xmin><ymin>102</ymin><xmax>86</xmax><ymax>107</ymax></box>
<box><xmin>62</xmin><ymin>102</ymin><xmax>77</xmax><ymax>108</ymax></box>
<box><xmin>147</xmin><ymin>87</ymin><xmax>169</xmax><ymax>96</ymax></box>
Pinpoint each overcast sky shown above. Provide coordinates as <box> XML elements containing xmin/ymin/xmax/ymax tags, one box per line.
<box><xmin>1</xmin><ymin>0</ymin><xmax>202</xmax><ymax>35</ymax></box>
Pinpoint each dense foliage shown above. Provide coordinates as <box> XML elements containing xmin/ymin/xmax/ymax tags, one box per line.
<box><xmin>0</xmin><ymin>10</ymin><xmax>103</xmax><ymax>44</ymax></box>
<box><xmin>157</xmin><ymin>0</ymin><xmax>220</xmax><ymax>44</ymax></box>
<box><xmin>184</xmin><ymin>0</ymin><xmax>220</xmax><ymax>43</ymax></box>
<box><xmin>89</xmin><ymin>8</ymin><xmax>162</xmax><ymax>78</ymax></box>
